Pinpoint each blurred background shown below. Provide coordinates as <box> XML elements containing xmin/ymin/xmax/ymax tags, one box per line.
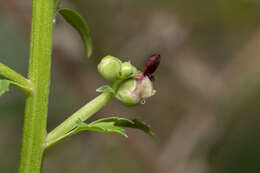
<box><xmin>1</xmin><ymin>0</ymin><xmax>260</xmax><ymax>173</ymax></box>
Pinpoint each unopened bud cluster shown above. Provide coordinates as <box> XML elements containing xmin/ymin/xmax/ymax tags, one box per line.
<box><xmin>98</xmin><ymin>54</ymin><xmax>160</xmax><ymax>106</ymax></box>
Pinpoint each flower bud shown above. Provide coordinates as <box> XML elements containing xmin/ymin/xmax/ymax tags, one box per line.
<box><xmin>144</xmin><ymin>54</ymin><xmax>160</xmax><ymax>77</ymax></box>
<box><xmin>120</xmin><ymin>61</ymin><xmax>137</xmax><ymax>79</ymax></box>
<box><xmin>116</xmin><ymin>76</ymin><xmax>156</xmax><ymax>106</ymax></box>
<box><xmin>98</xmin><ymin>55</ymin><xmax>122</xmax><ymax>82</ymax></box>
<box><xmin>116</xmin><ymin>79</ymin><xmax>137</xmax><ymax>106</ymax></box>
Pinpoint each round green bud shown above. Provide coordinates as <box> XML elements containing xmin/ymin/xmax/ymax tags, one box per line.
<box><xmin>116</xmin><ymin>76</ymin><xmax>156</xmax><ymax>107</ymax></box>
<box><xmin>98</xmin><ymin>55</ymin><xmax>122</xmax><ymax>82</ymax></box>
<box><xmin>116</xmin><ymin>79</ymin><xmax>138</xmax><ymax>106</ymax></box>
<box><xmin>120</xmin><ymin>61</ymin><xmax>136</xmax><ymax>79</ymax></box>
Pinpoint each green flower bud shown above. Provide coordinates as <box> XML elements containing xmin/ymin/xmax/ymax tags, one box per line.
<box><xmin>120</xmin><ymin>61</ymin><xmax>136</xmax><ymax>79</ymax></box>
<box><xmin>116</xmin><ymin>79</ymin><xmax>137</xmax><ymax>106</ymax></box>
<box><xmin>116</xmin><ymin>76</ymin><xmax>156</xmax><ymax>106</ymax></box>
<box><xmin>98</xmin><ymin>55</ymin><xmax>122</xmax><ymax>82</ymax></box>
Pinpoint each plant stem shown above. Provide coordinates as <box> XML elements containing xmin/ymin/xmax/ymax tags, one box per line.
<box><xmin>45</xmin><ymin>92</ymin><xmax>114</xmax><ymax>147</ymax></box>
<box><xmin>0</xmin><ymin>62</ymin><xmax>32</xmax><ymax>88</ymax></box>
<box><xmin>19</xmin><ymin>0</ymin><xmax>53</xmax><ymax>172</ymax></box>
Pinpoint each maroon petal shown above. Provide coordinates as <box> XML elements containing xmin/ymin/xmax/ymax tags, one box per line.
<box><xmin>143</xmin><ymin>54</ymin><xmax>160</xmax><ymax>77</ymax></box>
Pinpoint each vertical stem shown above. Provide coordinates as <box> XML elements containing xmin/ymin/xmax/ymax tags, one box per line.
<box><xmin>19</xmin><ymin>0</ymin><xmax>53</xmax><ymax>172</ymax></box>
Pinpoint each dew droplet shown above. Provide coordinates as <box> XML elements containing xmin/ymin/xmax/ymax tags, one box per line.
<box><xmin>140</xmin><ymin>99</ymin><xmax>146</xmax><ymax>105</ymax></box>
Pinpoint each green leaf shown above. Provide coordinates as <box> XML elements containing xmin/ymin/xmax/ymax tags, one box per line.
<box><xmin>119</xmin><ymin>119</ymin><xmax>156</xmax><ymax>139</ymax></box>
<box><xmin>0</xmin><ymin>79</ymin><xmax>10</xmax><ymax>96</ymax></box>
<box><xmin>45</xmin><ymin>117</ymin><xmax>155</xmax><ymax>148</ymax></box>
<box><xmin>58</xmin><ymin>8</ymin><xmax>93</xmax><ymax>57</ymax></box>
<box><xmin>75</xmin><ymin>119</ymin><xmax>128</xmax><ymax>137</ymax></box>
<box><xmin>96</xmin><ymin>85</ymin><xmax>115</xmax><ymax>94</ymax></box>
<box><xmin>90</xmin><ymin>117</ymin><xmax>134</xmax><ymax>125</ymax></box>
<box><xmin>90</xmin><ymin>117</ymin><xmax>156</xmax><ymax>138</ymax></box>
<box><xmin>65</xmin><ymin>117</ymin><xmax>155</xmax><ymax>140</ymax></box>
<box><xmin>72</xmin><ymin>117</ymin><xmax>154</xmax><ymax>138</ymax></box>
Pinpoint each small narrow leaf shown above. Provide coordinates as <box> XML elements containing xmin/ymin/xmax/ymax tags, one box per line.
<box><xmin>90</xmin><ymin>122</ymin><xmax>128</xmax><ymax>137</ymax></box>
<box><xmin>57</xmin><ymin>117</ymin><xmax>155</xmax><ymax>145</ymax></box>
<box><xmin>58</xmin><ymin>8</ymin><xmax>93</xmax><ymax>57</ymax></box>
<box><xmin>75</xmin><ymin>120</ymin><xmax>128</xmax><ymax>137</ymax></box>
<box><xmin>118</xmin><ymin>119</ymin><xmax>156</xmax><ymax>138</ymax></box>
<box><xmin>91</xmin><ymin>117</ymin><xmax>156</xmax><ymax>138</ymax></box>
<box><xmin>0</xmin><ymin>80</ymin><xmax>10</xmax><ymax>96</ymax></box>
<box><xmin>96</xmin><ymin>85</ymin><xmax>115</xmax><ymax>94</ymax></box>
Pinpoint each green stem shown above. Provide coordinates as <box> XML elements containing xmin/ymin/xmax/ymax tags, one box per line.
<box><xmin>0</xmin><ymin>62</ymin><xmax>32</xmax><ymax>89</ymax></box>
<box><xmin>19</xmin><ymin>0</ymin><xmax>53</xmax><ymax>172</ymax></box>
<box><xmin>45</xmin><ymin>92</ymin><xmax>114</xmax><ymax>147</ymax></box>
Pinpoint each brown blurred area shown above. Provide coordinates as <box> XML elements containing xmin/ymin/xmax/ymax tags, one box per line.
<box><xmin>1</xmin><ymin>0</ymin><xmax>260</xmax><ymax>173</ymax></box>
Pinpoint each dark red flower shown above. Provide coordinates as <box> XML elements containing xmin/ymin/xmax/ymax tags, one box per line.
<box><xmin>143</xmin><ymin>54</ymin><xmax>160</xmax><ymax>81</ymax></box>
